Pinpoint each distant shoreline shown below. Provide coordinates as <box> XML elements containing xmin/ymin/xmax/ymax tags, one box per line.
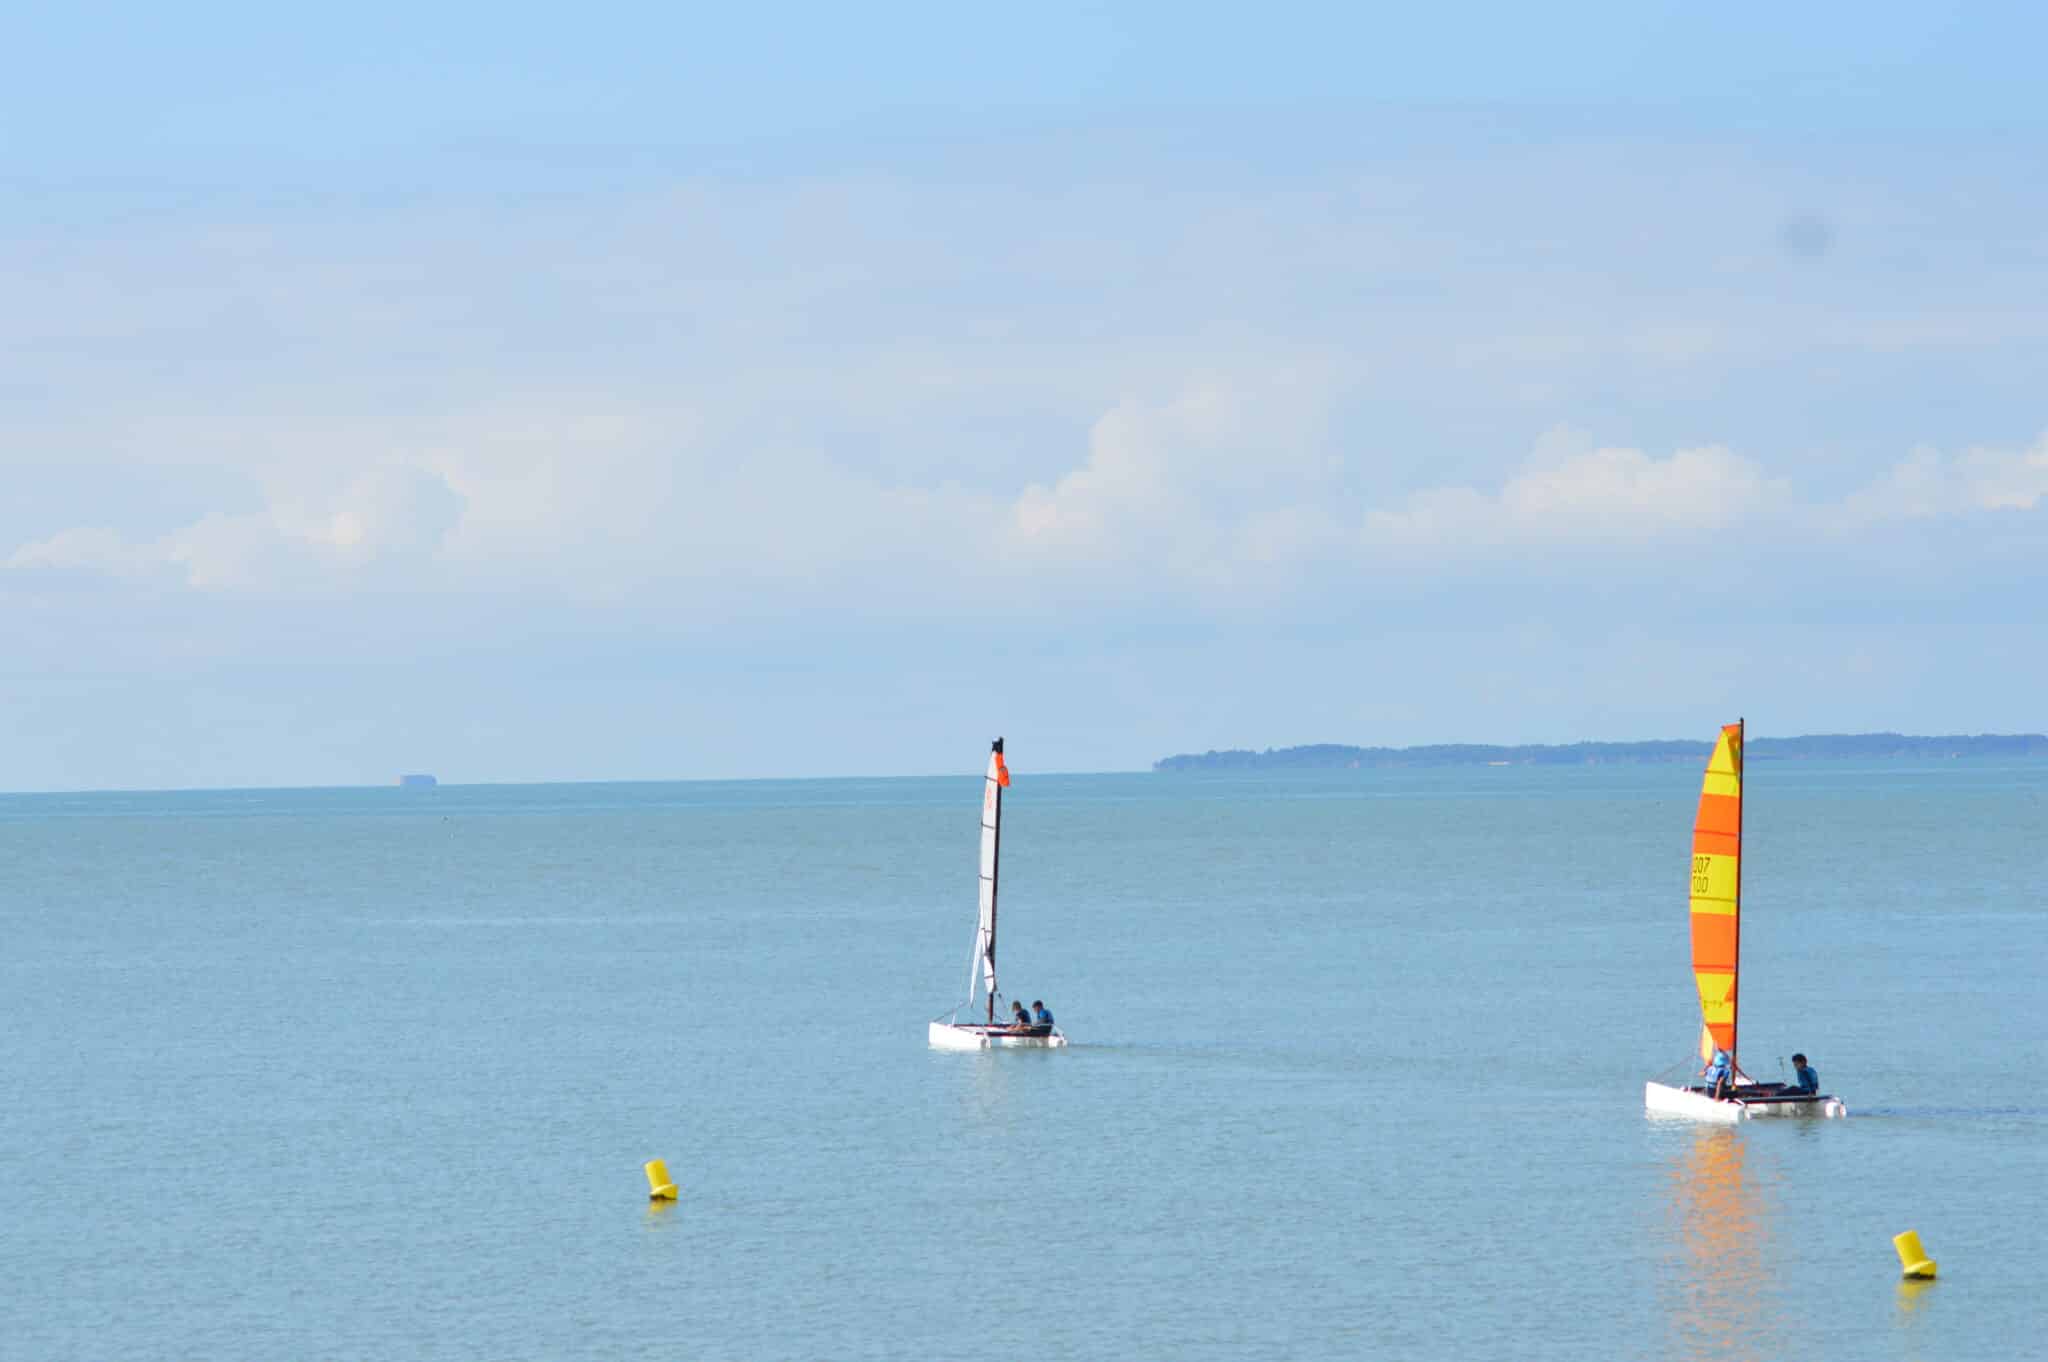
<box><xmin>1154</xmin><ymin>733</ymin><xmax>2048</xmax><ymax>772</ymax></box>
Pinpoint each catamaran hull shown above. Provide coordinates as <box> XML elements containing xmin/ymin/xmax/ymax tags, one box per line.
<box><xmin>928</xmin><ymin>1021</ymin><xmax>1068</xmax><ymax>1050</ymax></box>
<box><xmin>1644</xmin><ymin>1081</ymin><xmax>1846</xmax><ymax>1122</ymax></box>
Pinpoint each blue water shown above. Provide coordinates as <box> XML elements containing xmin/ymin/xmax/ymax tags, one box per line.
<box><xmin>5</xmin><ymin>762</ymin><xmax>2044</xmax><ymax>1360</ymax></box>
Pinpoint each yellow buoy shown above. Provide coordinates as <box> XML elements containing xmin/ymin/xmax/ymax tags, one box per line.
<box><xmin>644</xmin><ymin>1159</ymin><xmax>678</xmax><ymax>1201</ymax></box>
<box><xmin>1893</xmin><ymin>1229</ymin><xmax>1936</xmax><ymax>1279</ymax></box>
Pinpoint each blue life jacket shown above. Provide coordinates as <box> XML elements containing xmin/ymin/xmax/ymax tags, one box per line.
<box><xmin>1791</xmin><ymin>1064</ymin><xmax>1819</xmax><ymax>1094</ymax></box>
<box><xmin>1034</xmin><ymin>1006</ymin><xmax>1054</xmax><ymax>1026</ymax></box>
<box><xmin>1704</xmin><ymin>1051</ymin><xmax>1732</xmax><ymax>1088</ymax></box>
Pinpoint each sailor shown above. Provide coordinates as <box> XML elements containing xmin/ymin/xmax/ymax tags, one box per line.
<box><xmin>1032</xmin><ymin>999</ymin><xmax>1054</xmax><ymax>1029</ymax></box>
<box><xmin>1789</xmin><ymin>1053</ymin><xmax>1819</xmax><ymax>1094</ymax></box>
<box><xmin>1010</xmin><ymin>1000</ymin><xmax>1032</xmax><ymax>1030</ymax></box>
<box><xmin>1702</xmin><ymin>1048</ymin><xmax>1735</xmax><ymax>1100</ymax></box>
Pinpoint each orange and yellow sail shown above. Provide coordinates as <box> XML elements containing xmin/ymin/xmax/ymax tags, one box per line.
<box><xmin>1690</xmin><ymin>722</ymin><xmax>1743</xmax><ymax>1064</ymax></box>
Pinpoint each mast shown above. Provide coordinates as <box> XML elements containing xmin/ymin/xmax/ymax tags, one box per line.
<box><xmin>973</xmin><ymin>738</ymin><xmax>1007</xmax><ymax>1025</ymax></box>
<box><xmin>1730</xmin><ymin>717</ymin><xmax>1743</xmax><ymax>1075</ymax></box>
<box><xmin>988</xmin><ymin>739</ymin><xmax>1002</xmax><ymax>1024</ymax></box>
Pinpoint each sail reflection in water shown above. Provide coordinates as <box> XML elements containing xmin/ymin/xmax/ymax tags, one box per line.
<box><xmin>1656</xmin><ymin>1127</ymin><xmax>1789</xmax><ymax>1362</ymax></box>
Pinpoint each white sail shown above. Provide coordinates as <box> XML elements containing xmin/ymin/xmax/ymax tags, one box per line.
<box><xmin>930</xmin><ymin>736</ymin><xmax>1065</xmax><ymax>1049</ymax></box>
<box><xmin>969</xmin><ymin>739</ymin><xmax>1008</xmax><ymax>1018</ymax></box>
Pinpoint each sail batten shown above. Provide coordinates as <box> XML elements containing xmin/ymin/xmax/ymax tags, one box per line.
<box><xmin>1688</xmin><ymin>722</ymin><xmax>1743</xmax><ymax>1063</ymax></box>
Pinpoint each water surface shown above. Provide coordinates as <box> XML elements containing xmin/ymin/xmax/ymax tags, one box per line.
<box><xmin>5</xmin><ymin>761</ymin><xmax>2042</xmax><ymax>1359</ymax></box>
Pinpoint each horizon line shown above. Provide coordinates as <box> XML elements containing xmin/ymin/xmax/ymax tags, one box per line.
<box><xmin>8</xmin><ymin>729</ymin><xmax>2046</xmax><ymax>798</ymax></box>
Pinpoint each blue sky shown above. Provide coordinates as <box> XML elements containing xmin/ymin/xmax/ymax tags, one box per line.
<box><xmin>5</xmin><ymin>3</ymin><xmax>2046</xmax><ymax>788</ymax></box>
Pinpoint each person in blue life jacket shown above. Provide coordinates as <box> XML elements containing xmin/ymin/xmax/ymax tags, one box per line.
<box><xmin>1702</xmin><ymin>1048</ymin><xmax>1735</xmax><ymax>1100</ymax></box>
<box><xmin>1789</xmin><ymin>1053</ymin><xmax>1820</xmax><ymax>1095</ymax></box>
<box><xmin>1032</xmin><ymin>1000</ymin><xmax>1054</xmax><ymax>1030</ymax></box>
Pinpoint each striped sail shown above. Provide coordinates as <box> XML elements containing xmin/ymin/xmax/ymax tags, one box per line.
<box><xmin>970</xmin><ymin>738</ymin><xmax>1010</xmax><ymax>1018</ymax></box>
<box><xmin>1689</xmin><ymin>722</ymin><xmax>1743</xmax><ymax>1064</ymax></box>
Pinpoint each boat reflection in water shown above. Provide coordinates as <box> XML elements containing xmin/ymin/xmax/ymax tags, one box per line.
<box><xmin>1658</xmin><ymin>1125</ymin><xmax>1785</xmax><ymax>1362</ymax></box>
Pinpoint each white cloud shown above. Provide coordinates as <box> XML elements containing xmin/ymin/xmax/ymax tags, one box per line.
<box><xmin>9</xmin><ymin>137</ymin><xmax>2048</xmax><ymax>623</ymax></box>
<box><xmin>1003</xmin><ymin>376</ymin><xmax>1341</xmax><ymax>597</ymax></box>
<box><xmin>1832</xmin><ymin>431</ymin><xmax>2048</xmax><ymax>524</ymax></box>
<box><xmin>8</xmin><ymin>459</ymin><xmax>463</xmax><ymax>593</ymax></box>
<box><xmin>1363</xmin><ymin>437</ymin><xmax>1782</xmax><ymax>550</ymax></box>
<box><xmin>7</xmin><ymin>526</ymin><xmax>163</xmax><ymax>579</ymax></box>
<box><xmin>1010</xmin><ymin>388</ymin><xmax>1228</xmax><ymax>549</ymax></box>
<box><xmin>16</xmin><ymin>409</ymin><xmax>2048</xmax><ymax>613</ymax></box>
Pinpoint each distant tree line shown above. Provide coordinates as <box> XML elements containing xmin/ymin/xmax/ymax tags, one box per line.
<box><xmin>1153</xmin><ymin>733</ymin><xmax>2048</xmax><ymax>772</ymax></box>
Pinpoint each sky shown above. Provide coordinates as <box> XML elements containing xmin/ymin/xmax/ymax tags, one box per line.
<box><xmin>4</xmin><ymin>3</ymin><xmax>2046</xmax><ymax>789</ymax></box>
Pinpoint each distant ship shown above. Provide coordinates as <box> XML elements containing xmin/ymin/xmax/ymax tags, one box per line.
<box><xmin>396</xmin><ymin>774</ymin><xmax>438</xmax><ymax>788</ymax></box>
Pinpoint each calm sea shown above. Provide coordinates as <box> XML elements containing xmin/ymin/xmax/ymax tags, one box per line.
<box><xmin>5</xmin><ymin>761</ymin><xmax>2044</xmax><ymax>1361</ymax></box>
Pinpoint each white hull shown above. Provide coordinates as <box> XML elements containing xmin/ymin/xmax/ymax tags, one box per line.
<box><xmin>928</xmin><ymin>1020</ymin><xmax>1068</xmax><ymax>1050</ymax></box>
<box><xmin>1645</xmin><ymin>1081</ymin><xmax>1846</xmax><ymax>1122</ymax></box>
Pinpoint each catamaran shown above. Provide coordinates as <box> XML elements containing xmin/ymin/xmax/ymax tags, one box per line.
<box><xmin>1644</xmin><ymin>721</ymin><xmax>1846</xmax><ymax>1122</ymax></box>
<box><xmin>928</xmin><ymin>739</ymin><xmax>1067</xmax><ymax>1050</ymax></box>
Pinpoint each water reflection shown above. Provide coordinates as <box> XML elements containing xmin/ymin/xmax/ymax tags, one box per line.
<box><xmin>1658</xmin><ymin>1126</ymin><xmax>1781</xmax><ymax>1362</ymax></box>
<box><xmin>1894</xmin><ymin>1277</ymin><xmax>1938</xmax><ymax>1362</ymax></box>
<box><xmin>1894</xmin><ymin>1278</ymin><xmax>1936</xmax><ymax>1315</ymax></box>
<box><xmin>960</xmin><ymin>1050</ymin><xmax>1012</xmax><ymax>1126</ymax></box>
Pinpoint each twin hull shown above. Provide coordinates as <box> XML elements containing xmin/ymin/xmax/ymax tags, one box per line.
<box><xmin>1644</xmin><ymin>1080</ymin><xmax>1846</xmax><ymax>1122</ymax></box>
<box><xmin>928</xmin><ymin>1021</ymin><xmax>1068</xmax><ymax>1051</ymax></box>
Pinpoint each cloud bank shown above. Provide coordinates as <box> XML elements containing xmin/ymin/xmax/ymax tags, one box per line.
<box><xmin>5</xmin><ymin>122</ymin><xmax>2047</xmax><ymax>786</ymax></box>
<box><xmin>11</xmin><ymin>388</ymin><xmax>2041</xmax><ymax>616</ymax></box>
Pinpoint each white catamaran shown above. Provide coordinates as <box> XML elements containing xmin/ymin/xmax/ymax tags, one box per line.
<box><xmin>928</xmin><ymin>739</ymin><xmax>1067</xmax><ymax>1050</ymax></box>
<box><xmin>1644</xmin><ymin>720</ymin><xmax>1846</xmax><ymax>1122</ymax></box>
